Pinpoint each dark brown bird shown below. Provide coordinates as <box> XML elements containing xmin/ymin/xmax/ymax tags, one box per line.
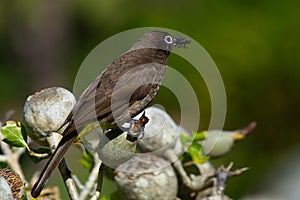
<box><xmin>31</xmin><ymin>31</ymin><xmax>190</xmax><ymax>197</ymax></box>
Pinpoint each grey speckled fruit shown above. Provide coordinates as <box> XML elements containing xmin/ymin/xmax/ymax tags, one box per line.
<box><xmin>98</xmin><ymin>132</ymin><xmax>137</xmax><ymax>168</ymax></box>
<box><xmin>0</xmin><ymin>177</ymin><xmax>13</xmax><ymax>200</ymax></box>
<box><xmin>136</xmin><ymin>106</ymin><xmax>190</xmax><ymax>156</ymax></box>
<box><xmin>115</xmin><ymin>153</ymin><xmax>178</xmax><ymax>200</ymax></box>
<box><xmin>23</xmin><ymin>87</ymin><xmax>76</xmax><ymax>146</ymax></box>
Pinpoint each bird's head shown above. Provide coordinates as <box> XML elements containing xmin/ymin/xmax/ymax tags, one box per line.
<box><xmin>130</xmin><ymin>31</ymin><xmax>191</xmax><ymax>52</ymax></box>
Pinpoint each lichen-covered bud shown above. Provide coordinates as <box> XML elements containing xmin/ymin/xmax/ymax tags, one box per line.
<box><xmin>0</xmin><ymin>168</ymin><xmax>25</xmax><ymax>199</ymax></box>
<box><xmin>0</xmin><ymin>177</ymin><xmax>13</xmax><ymax>200</ymax></box>
<box><xmin>115</xmin><ymin>153</ymin><xmax>178</xmax><ymax>200</ymax></box>
<box><xmin>197</xmin><ymin>194</ymin><xmax>232</xmax><ymax>200</ymax></box>
<box><xmin>136</xmin><ymin>107</ymin><xmax>187</xmax><ymax>156</ymax></box>
<box><xmin>23</xmin><ymin>87</ymin><xmax>76</xmax><ymax>146</ymax></box>
<box><xmin>98</xmin><ymin>131</ymin><xmax>137</xmax><ymax>168</ymax></box>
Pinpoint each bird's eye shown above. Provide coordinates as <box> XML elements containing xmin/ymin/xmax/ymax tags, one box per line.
<box><xmin>164</xmin><ymin>35</ymin><xmax>173</xmax><ymax>44</ymax></box>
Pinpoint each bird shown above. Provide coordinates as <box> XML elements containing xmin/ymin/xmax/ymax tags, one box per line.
<box><xmin>31</xmin><ymin>31</ymin><xmax>191</xmax><ymax>197</ymax></box>
<box><xmin>202</xmin><ymin>122</ymin><xmax>257</xmax><ymax>158</ymax></box>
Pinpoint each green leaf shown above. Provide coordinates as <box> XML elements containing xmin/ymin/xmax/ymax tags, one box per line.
<box><xmin>79</xmin><ymin>138</ymin><xmax>95</xmax><ymax>169</ymax></box>
<box><xmin>188</xmin><ymin>142</ymin><xmax>209</xmax><ymax>164</ymax></box>
<box><xmin>192</xmin><ymin>131</ymin><xmax>207</xmax><ymax>142</ymax></box>
<box><xmin>21</xmin><ymin>193</ymin><xmax>27</xmax><ymax>200</ymax></box>
<box><xmin>180</xmin><ymin>133</ymin><xmax>192</xmax><ymax>147</ymax></box>
<box><xmin>180</xmin><ymin>152</ymin><xmax>193</xmax><ymax>163</ymax></box>
<box><xmin>80</xmin><ymin>150</ymin><xmax>94</xmax><ymax>169</ymax></box>
<box><xmin>81</xmin><ymin>137</ymin><xmax>96</xmax><ymax>155</ymax></box>
<box><xmin>110</xmin><ymin>191</ymin><xmax>122</xmax><ymax>200</ymax></box>
<box><xmin>1</xmin><ymin>121</ymin><xmax>29</xmax><ymax>150</ymax></box>
<box><xmin>180</xmin><ymin>130</ymin><xmax>209</xmax><ymax>164</ymax></box>
<box><xmin>189</xmin><ymin>141</ymin><xmax>202</xmax><ymax>152</ymax></box>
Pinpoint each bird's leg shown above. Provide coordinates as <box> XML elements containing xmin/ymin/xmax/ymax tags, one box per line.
<box><xmin>127</xmin><ymin>112</ymin><xmax>149</xmax><ymax>140</ymax></box>
<box><xmin>127</xmin><ymin>119</ymin><xmax>139</xmax><ymax>137</ymax></box>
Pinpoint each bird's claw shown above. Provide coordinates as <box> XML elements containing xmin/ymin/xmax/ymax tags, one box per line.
<box><xmin>127</xmin><ymin>112</ymin><xmax>149</xmax><ymax>139</ymax></box>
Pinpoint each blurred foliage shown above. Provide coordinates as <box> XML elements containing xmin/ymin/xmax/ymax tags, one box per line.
<box><xmin>1</xmin><ymin>121</ymin><xmax>29</xmax><ymax>149</ymax></box>
<box><xmin>0</xmin><ymin>0</ymin><xmax>300</xmax><ymax>199</ymax></box>
<box><xmin>180</xmin><ymin>131</ymin><xmax>209</xmax><ymax>164</ymax></box>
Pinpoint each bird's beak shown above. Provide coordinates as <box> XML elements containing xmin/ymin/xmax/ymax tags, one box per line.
<box><xmin>173</xmin><ymin>37</ymin><xmax>191</xmax><ymax>48</ymax></box>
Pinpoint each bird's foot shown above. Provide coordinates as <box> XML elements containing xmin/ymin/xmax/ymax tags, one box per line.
<box><xmin>127</xmin><ymin>112</ymin><xmax>149</xmax><ymax>140</ymax></box>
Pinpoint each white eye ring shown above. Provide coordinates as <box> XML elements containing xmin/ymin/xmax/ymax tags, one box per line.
<box><xmin>164</xmin><ymin>35</ymin><xmax>173</xmax><ymax>44</ymax></box>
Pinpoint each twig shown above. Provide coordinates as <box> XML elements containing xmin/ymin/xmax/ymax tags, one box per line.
<box><xmin>72</xmin><ymin>175</ymin><xmax>84</xmax><ymax>190</ymax></box>
<box><xmin>0</xmin><ymin>142</ymin><xmax>26</xmax><ymax>182</ymax></box>
<box><xmin>90</xmin><ymin>163</ymin><xmax>106</xmax><ymax>200</ymax></box>
<box><xmin>79</xmin><ymin>154</ymin><xmax>102</xmax><ymax>200</ymax></box>
<box><xmin>0</xmin><ymin>155</ymin><xmax>8</xmax><ymax>162</ymax></box>
<box><xmin>28</xmin><ymin>150</ymin><xmax>49</xmax><ymax>158</ymax></box>
<box><xmin>208</xmin><ymin>162</ymin><xmax>249</xmax><ymax>195</ymax></box>
<box><xmin>46</xmin><ymin>134</ymin><xmax>79</xmax><ymax>200</ymax></box>
<box><xmin>90</xmin><ymin>191</ymin><xmax>100</xmax><ymax>200</ymax></box>
<box><xmin>96</xmin><ymin>163</ymin><xmax>106</xmax><ymax>194</ymax></box>
<box><xmin>165</xmin><ymin>149</ymin><xmax>209</xmax><ymax>191</ymax></box>
<box><xmin>90</xmin><ymin>163</ymin><xmax>105</xmax><ymax>200</ymax></box>
<box><xmin>58</xmin><ymin>159</ymin><xmax>79</xmax><ymax>200</ymax></box>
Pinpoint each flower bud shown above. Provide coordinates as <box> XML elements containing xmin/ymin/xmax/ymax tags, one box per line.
<box><xmin>0</xmin><ymin>168</ymin><xmax>25</xmax><ymax>199</ymax></box>
<box><xmin>23</xmin><ymin>87</ymin><xmax>76</xmax><ymax>146</ymax></box>
<box><xmin>115</xmin><ymin>153</ymin><xmax>178</xmax><ymax>200</ymax></box>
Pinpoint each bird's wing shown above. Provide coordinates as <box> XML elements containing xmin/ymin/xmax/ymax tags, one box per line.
<box><xmin>62</xmin><ymin>49</ymin><xmax>166</xmax><ymax>132</ymax></box>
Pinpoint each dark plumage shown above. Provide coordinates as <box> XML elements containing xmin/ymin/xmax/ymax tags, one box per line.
<box><xmin>31</xmin><ymin>31</ymin><xmax>190</xmax><ymax>197</ymax></box>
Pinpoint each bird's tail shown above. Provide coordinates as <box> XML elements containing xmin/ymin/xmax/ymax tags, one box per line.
<box><xmin>31</xmin><ymin>129</ymin><xmax>78</xmax><ymax>198</ymax></box>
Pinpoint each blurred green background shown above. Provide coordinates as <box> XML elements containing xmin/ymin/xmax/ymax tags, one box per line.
<box><xmin>1</xmin><ymin>0</ymin><xmax>300</xmax><ymax>199</ymax></box>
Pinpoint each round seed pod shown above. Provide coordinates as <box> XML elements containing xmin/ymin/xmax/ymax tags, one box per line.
<box><xmin>0</xmin><ymin>176</ymin><xmax>13</xmax><ymax>200</ymax></box>
<box><xmin>0</xmin><ymin>168</ymin><xmax>25</xmax><ymax>199</ymax></box>
<box><xmin>136</xmin><ymin>107</ymin><xmax>185</xmax><ymax>155</ymax></box>
<box><xmin>115</xmin><ymin>153</ymin><xmax>178</xmax><ymax>200</ymax></box>
<box><xmin>23</xmin><ymin>87</ymin><xmax>76</xmax><ymax>146</ymax></box>
<box><xmin>98</xmin><ymin>132</ymin><xmax>137</xmax><ymax>168</ymax></box>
